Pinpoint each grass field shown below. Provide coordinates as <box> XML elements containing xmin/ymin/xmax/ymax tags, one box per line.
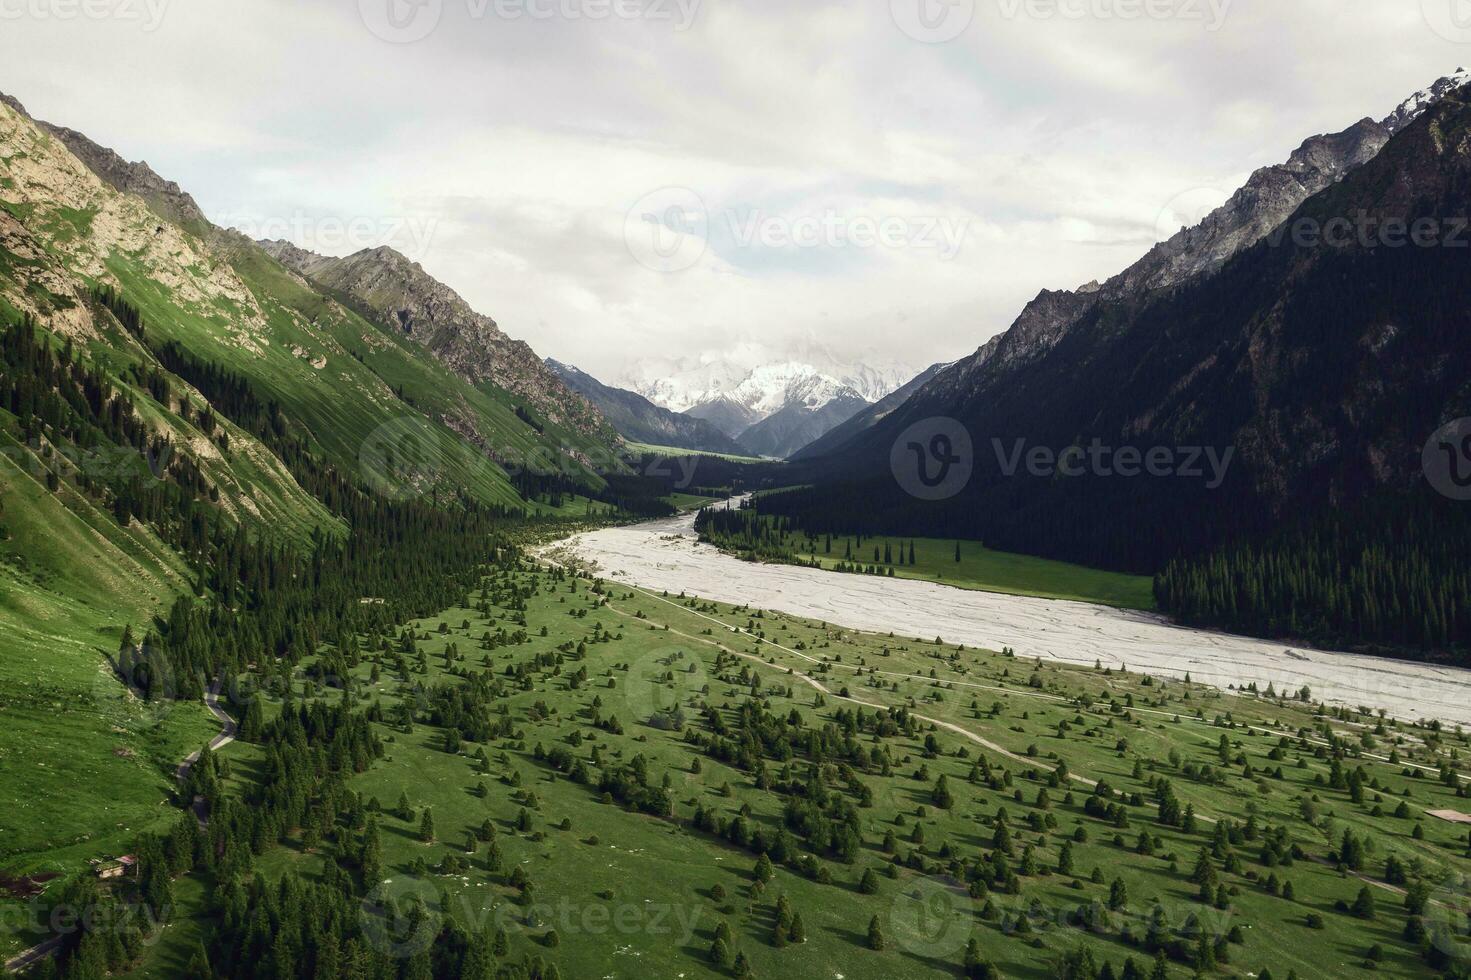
<box><xmin>668</xmin><ymin>491</ymin><xmax>725</xmax><ymax>512</ymax></box>
<box><xmin>702</xmin><ymin>514</ymin><xmax>1157</xmax><ymax>610</ymax></box>
<box><xmin>0</xmin><ymin>425</ymin><xmax>218</xmax><ymax>955</ymax></box>
<box><xmin>107</xmin><ymin>551</ymin><xmax>1471</xmax><ymax>979</ymax></box>
<box><xmin>626</xmin><ymin>441</ymin><xmax>767</xmax><ymax>464</ymax></box>
<box><xmin>794</xmin><ymin>536</ymin><xmax>1158</xmax><ymax>611</ymax></box>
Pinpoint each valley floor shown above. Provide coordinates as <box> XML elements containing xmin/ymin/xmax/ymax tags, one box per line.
<box><xmin>547</xmin><ymin>509</ymin><xmax>1471</xmax><ymax>729</ymax></box>
<box><xmin>122</xmin><ymin>551</ymin><xmax>1471</xmax><ymax>979</ymax></box>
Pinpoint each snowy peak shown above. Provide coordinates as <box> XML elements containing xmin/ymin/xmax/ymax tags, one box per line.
<box><xmin>728</xmin><ymin>362</ymin><xmax>865</xmax><ymax>416</ymax></box>
<box><xmin>628</xmin><ymin>353</ymin><xmax>905</xmax><ymax>420</ymax></box>
<box><xmin>1382</xmin><ymin>68</ymin><xmax>1471</xmax><ymax>134</ymax></box>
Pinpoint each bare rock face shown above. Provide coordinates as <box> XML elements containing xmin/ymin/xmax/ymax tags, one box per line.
<box><xmin>260</xmin><ymin>241</ymin><xmax>611</xmax><ymax>439</ymax></box>
<box><xmin>38</xmin><ymin>125</ymin><xmax>210</xmax><ymax>234</ymax></box>
<box><xmin>0</xmin><ymin>92</ymin><xmax>210</xmax><ymax>234</ymax></box>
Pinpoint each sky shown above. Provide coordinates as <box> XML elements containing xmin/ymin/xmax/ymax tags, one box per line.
<box><xmin>0</xmin><ymin>0</ymin><xmax>1466</xmax><ymax>385</ymax></box>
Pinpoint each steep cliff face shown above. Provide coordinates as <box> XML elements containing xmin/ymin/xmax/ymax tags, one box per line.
<box><xmin>260</xmin><ymin>241</ymin><xmax>612</xmax><ymax>441</ymax></box>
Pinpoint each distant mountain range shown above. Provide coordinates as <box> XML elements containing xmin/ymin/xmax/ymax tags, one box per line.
<box><xmin>624</xmin><ymin>344</ymin><xmax>912</xmax><ymax>414</ymax></box>
<box><xmin>735</xmin><ymin>370</ymin><xmax>873</xmax><ymax>458</ymax></box>
<box><xmin>609</xmin><ymin>353</ymin><xmax>916</xmax><ymax>458</ymax></box>
<box><xmin>544</xmin><ymin>357</ymin><xmax>892</xmax><ymax>459</ymax></box>
<box><xmin>545</xmin><ymin>359</ymin><xmax>749</xmax><ymax>456</ymax></box>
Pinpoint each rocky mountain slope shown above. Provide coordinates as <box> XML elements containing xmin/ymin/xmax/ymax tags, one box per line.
<box><xmin>684</xmin><ymin>394</ymin><xmax>763</xmax><ymax>440</ymax></box>
<box><xmin>545</xmin><ymin>359</ymin><xmax>749</xmax><ymax>455</ymax></box>
<box><xmin>778</xmin><ymin>73</ymin><xmax>1471</xmax><ymax>576</ymax></box>
<box><xmin>34</xmin><ymin>120</ymin><xmax>210</xmax><ymax>235</ymax></box>
<box><xmin>830</xmin><ymin>69</ymin><xmax>1469</xmax><ymax>435</ymax></box>
<box><xmin>258</xmin><ymin>240</ymin><xmax>611</xmax><ymax>441</ymax></box>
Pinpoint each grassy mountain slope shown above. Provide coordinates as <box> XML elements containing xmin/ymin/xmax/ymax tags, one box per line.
<box><xmin>257</xmin><ymin>239</ymin><xmax>614</xmax><ymax>444</ymax></box>
<box><xmin>0</xmin><ymin>88</ymin><xmax>625</xmax><ymax>922</ymax></box>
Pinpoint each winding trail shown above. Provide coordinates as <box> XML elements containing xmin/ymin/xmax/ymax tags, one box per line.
<box><xmin>597</xmin><ymin>582</ymin><xmax>1438</xmax><ymax>903</ymax></box>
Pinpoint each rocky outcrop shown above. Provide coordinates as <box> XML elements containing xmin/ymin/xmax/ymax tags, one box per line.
<box><xmin>260</xmin><ymin>241</ymin><xmax>612</xmax><ymax>440</ymax></box>
<box><xmin>37</xmin><ymin>123</ymin><xmax>209</xmax><ymax>234</ymax></box>
<box><xmin>0</xmin><ymin>90</ymin><xmax>209</xmax><ymax>234</ymax></box>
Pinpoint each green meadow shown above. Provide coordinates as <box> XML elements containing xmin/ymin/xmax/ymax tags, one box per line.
<box><xmin>111</xmin><ymin>554</ymin><xmax>1471</xmax><ymax>979</ymax></box>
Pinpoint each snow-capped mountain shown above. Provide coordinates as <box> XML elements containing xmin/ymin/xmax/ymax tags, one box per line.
<box><xmin>623</xmin><ymin>343</ymin><xmax>911</xmax><ymax>422</ymax></box>
<box><xmin>620</xmin><ymin>348</ymin><xmax>887</xmax><ymax>457</ymax></box>
<box><xmin>728</xmin><ymin>362</ymin><xmax>862</xmax><ymax>417</ymax></box>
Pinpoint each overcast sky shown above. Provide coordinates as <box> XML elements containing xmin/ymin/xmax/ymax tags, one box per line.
<box><xmin>1</xmin><ymin>0</ymin><xmax>1466</xmax><ymax>382</ymax></box>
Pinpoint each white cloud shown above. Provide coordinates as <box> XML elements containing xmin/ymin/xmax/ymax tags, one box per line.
<box><xmin>0</xmin><ymin>0</ymin><xmax>1462</xmax><ymax>382</ymax></box>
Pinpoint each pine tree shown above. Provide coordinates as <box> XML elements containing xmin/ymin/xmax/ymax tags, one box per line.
<box><xmin>867</xmin><ymin>915</ymin><xmax>886</xmax><ymax>950</ymax></box>
<box><xmin>419</xmin><ymin>808</ymin><xmax>436</xmax><ymax>843</ymax></box>
<box><xmin>789</xmin><ymin>912</ymin><xmax>806</xmax><ymax>943</ymax></box>
<box><xmin>1352</xmin><ymin>885</ymin><xmax>1375</xmax><ymax>919</ymax></box>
